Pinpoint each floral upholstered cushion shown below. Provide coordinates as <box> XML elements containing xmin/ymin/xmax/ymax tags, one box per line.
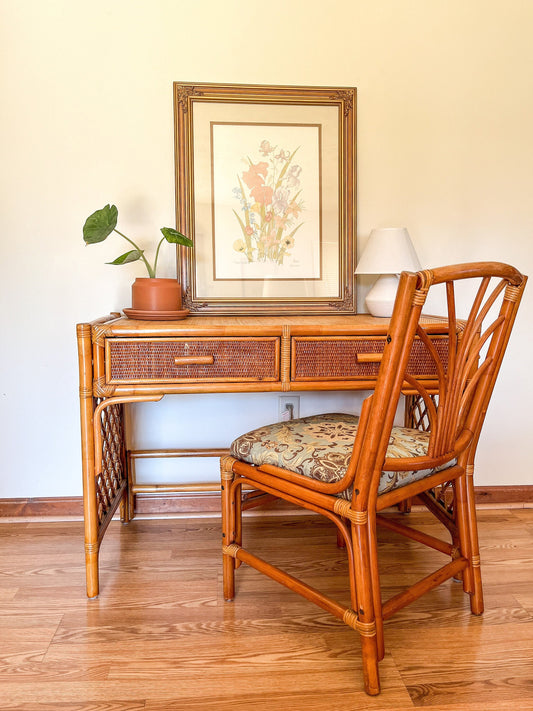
<box><xmin>230</xmin><ymin>413</ymin><xmax>454</xmax><ymax>500</ymax></box>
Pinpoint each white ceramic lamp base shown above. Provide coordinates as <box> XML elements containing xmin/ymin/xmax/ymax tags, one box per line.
<box><xmin>365</xmin><ymin>274</ymin><xmax>399</xmax><ymax>318</ymax></box>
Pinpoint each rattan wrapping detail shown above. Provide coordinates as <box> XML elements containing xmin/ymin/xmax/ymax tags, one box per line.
<box><xmin>107</xmin><ymin>338</ymin><xmax>279</xmax><ymax>382</ymax></box>
<box><xmin>334</xmin><ymin>498</ymin><xmax>368</xmax><ymax>524</ymax></box>
<box><xmin>504</xmin><ymin>284</ymin><xmax>521</xmax><ymax>302</ymax></box>
<box><xmin>292</xmin><ymin>337</ymin><xmax>449</xmax><ymax>380</ymax></box>
<box><xmin>222</xmin><ymin>543</ymin><xmax>241</xmax><ymax>558</ymax></box>
<box><xmin>413</xmin><ymin>289</ymin><xmax>428</xmax><ymax>306</ymax></box>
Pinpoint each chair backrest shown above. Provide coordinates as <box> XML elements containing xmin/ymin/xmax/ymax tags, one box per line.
<box><xmin>351</xmin><ymin>262</ymin><xmax>527</xmax><ymax>508</ymax></box>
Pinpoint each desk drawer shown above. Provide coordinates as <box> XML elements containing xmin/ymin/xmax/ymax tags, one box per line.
<box><xmin>292</xmin><ymin>336</ymin><xmax>448</xmax><ymax>381</ymax></box>
<box><xmin>106</xmin><ymin>337</ymin><xmax>280</xmax><ymax>383</ymax></box>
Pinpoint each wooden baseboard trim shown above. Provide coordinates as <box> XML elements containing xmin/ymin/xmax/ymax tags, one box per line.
<box><xmin>1</xmin><ymin>486</ymin><xmax>532</xmax><ymax>519</ymax></box>
<box><xmin>134</xmin><ymin>492</ymin><xmax>223</xmax><ymax>515</ymax></box>
<box><xmin>0</xmin><ymin>497</ymin><xmax>84</xmax><ymax>518</ymax></box>
<box><xmin>473</xmin><ymin>485</ymin><xmax>533</xmax><ymax>505</ymax></box>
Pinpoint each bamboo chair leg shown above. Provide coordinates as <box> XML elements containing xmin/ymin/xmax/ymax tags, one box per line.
<box><xmin>234</xmin><ymin>482</ymin><xmax>243</xmax><ymax>569</ymax></box>
<box><xmin>463</xmin><ymin>465</ymin><xmax>484</xmax><ymax>614</ymax></box>
<box><xmin>453</xmin><ymin>475</ymin><xmax>470</xmax><ymax>593</ymax></box>
<box><xmin>398</xmin><ymin>498</ymin><xmax>412</xmax><ymax>513</ymax></box>
<box><xmin>450</xmin><ymin>482</ymin><xmax>463</xmax><ymax>582</ymax></box>
<box><xmin>221</xmin><ymin>457</ymin><xmax>237</xmax><ymax>602</ymax></box>
<box><xmin>366</xmin><ymin>514</ymin><xmax>385</xmax><ymax>661</ymax></box>
<box><xmin>351</xmin><ymin>520</ymin><xmax>380</xmax><ymax>696</ymax></box>
<box><xmin>337</xmin><ymin>526</ymin><xmax>347</xmax><ymax>548</ymax></box>
<box><xmin>454</xmin><ymin>473</ymin><xmax>478</xmax><ymax>603</ymax></box>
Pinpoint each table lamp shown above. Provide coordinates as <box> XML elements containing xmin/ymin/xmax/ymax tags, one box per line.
<box><xmin>355</xmin><ymin>227</ymin><xmax>421</xmax><ymax>317</ymax></box>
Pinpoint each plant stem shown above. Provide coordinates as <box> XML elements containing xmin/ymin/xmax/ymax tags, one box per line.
<box><xmin>113</xmin><ymin>228</ymin><xmax>155</xmax><ymax>277</ymax></box>
<box><xmin>152</xmin><ymin>237</ymin><xmax>166</xmax><ymax>277</ymax></box>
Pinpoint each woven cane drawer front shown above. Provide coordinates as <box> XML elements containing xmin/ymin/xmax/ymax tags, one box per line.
<box><xmin>106</xmin><ymin>338</ymin><xmax>280</xmax><ymax>383</ymax></box>
<box><xmin>292</xmin><ymin>336</ymin><xmax>448</xmax><ymax>381</ymax></box>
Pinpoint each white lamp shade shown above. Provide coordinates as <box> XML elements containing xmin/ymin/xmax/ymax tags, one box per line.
<box><xmin>355</xmin><ymin>227</ymin><xmax>421</xmax><ymax>275</ymax></box>
<box><xmin>355</xmin><ymin>227</ymin><xmax>421</xmax><ymax>317</ymax></box>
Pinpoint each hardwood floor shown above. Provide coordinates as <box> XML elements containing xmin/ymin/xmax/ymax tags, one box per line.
<box><xmin>0</xmin><ymin>508</ymin><xmax>532</xmax><ymax>710</ymax></box>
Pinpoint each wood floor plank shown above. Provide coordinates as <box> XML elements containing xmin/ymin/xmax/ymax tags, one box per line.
<box><xmin>0</xmin><ymin>623</ymin><xmax>62</xmax><ymax>666</ymax></box>
<box><xmin>0</xmin><ymin>660</ymin><xmax>110</xmax><ymax>682</ymax></box>
<box><xmin>389</xmin><ymin>622</ymin><xmax>533</xmax><ymax>706</ymax></box>
<box><xmin>0</xmin><ymin>668</ymin><xmax>409</xmax><ymax>707</ymax></box>
<box><xmin>51</xmin><ymin>608</ymin><xmax>347</xmax><ymax>645</ymax></box>
<box><xmin>0</xmin><ymin>510</ymin><xmax>531</xmax><ymax>709</ymax></box>
<box><xmin>0</xmin><ymin>704</ymin><xmax>145</xmax><ymax>711</ymax></box>
<box><xmin>513</xmin><ymin>589</ymin><xmax>533</xmax><ymax>613</ymax></box>
<box><xmin>0</xmin><ymin>587</ymin><xmax>19</xmax><ymax>602</ymax></box>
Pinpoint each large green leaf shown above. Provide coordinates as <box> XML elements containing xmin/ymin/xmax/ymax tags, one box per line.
<box><xmin>160</xmin><ymin>227</ymin><xmax>193</xmax><ymax>248</ymax></box>
<box><xmin>106</xmin><ymin>249</ymin><xmax>143</xmax><ymax>265</ymax></box>
<box><xmin>83</xmin><ymin>204</ymin><xmax>118</xmax><ymax>244</ymax></box>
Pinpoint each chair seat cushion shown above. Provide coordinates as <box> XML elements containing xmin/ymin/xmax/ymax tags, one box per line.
<box><xmin>230</xmin><ymin>413</ymin><xmax>454</xmax><ymax>500</ymax></box>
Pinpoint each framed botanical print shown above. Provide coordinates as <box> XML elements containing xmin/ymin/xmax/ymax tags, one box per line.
<box><xmin>174</xmin><ymin>82</ymin><xmax>356</xmax><ymax>314</ymax></box>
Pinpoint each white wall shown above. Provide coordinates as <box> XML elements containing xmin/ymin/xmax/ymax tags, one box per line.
<box><xmin>1</xmin><ymin>0</ymin><xmax>532</xmax><ymax>497</ymax></box>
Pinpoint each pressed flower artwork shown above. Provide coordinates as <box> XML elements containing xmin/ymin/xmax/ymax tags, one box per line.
<box><xmin>211</xmin><ymin>123</ymin><xmax>322</xmax><ymax>281</ymax></box>
<box><xmin>232</xmin><ymin>140</ymin><xmax>304</xmax><ymax>267</ymax></box>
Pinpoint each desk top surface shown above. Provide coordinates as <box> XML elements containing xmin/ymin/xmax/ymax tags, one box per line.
<box><xmin>83</xmin><ymin>313</ymin><xmax>448</xmax><ymax>339</ymax></box>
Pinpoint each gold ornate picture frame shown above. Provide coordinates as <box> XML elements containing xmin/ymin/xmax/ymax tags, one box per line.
<box><xmin>174</xmin><ymin>82</ymin><xmax>356</xmax><ymax>315</ymax></box>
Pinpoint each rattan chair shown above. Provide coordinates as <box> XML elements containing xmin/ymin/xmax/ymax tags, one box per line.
<box><xmin>220</xmin><ymin>262</ymin><xmax>526</xmax><ymax>695</ymax></box>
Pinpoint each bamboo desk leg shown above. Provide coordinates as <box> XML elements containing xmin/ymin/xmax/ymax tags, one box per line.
<box><xmin>77</xmin><ymin>323</ymin><xmax>101</xmax><ymax>598</ymax></box>
<box><xmin>78</xmin><ymin>318</ymin><xmax>161</xmax><ymax>598</ymax></box>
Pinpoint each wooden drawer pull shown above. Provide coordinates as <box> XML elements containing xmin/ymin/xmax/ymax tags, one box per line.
<box><xmin>174</xmin><ymin>355</ymin><xmax>215</xmax><ymax>366</ymax></box>
<box><xmin>355</xmin><ymin>353</ymin><xmax>383</xmax><ymax>363</ymax></box>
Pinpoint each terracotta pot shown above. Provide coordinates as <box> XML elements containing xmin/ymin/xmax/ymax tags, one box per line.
<box><xmin>131</xmin><ymin>278</ymin><xmax>183</xmax><ymax>311</ymax></box>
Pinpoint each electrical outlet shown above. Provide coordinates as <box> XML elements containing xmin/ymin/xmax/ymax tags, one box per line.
<box><xmin>278</xmin><ymin>395</ymin><xmax>300</xmax><ymax>421</ymax></box>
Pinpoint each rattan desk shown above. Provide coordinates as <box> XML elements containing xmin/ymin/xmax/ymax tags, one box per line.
<box><xmin>77</xmin><ymin>313</ymin><xmax>448</xmax><ymax>597</ymax></box>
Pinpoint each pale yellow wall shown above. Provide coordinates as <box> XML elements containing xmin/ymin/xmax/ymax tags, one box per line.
<box><xmin>1</xmin><ymin>0</ymin><xmax>532</xmax><ymax>496</ymax></box>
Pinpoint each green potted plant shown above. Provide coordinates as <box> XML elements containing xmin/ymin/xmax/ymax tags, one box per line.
<box><xmin>83</xmin><ymin>204</ymin><xmax>193</xmax><ymax>317</ymax></box>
